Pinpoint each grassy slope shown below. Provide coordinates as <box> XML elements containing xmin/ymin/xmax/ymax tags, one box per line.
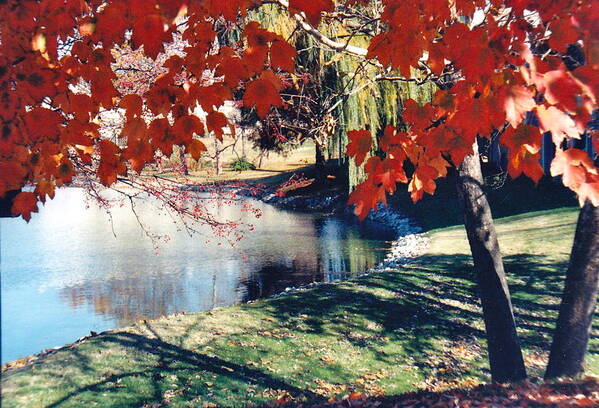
<box><xmin>3</xmin><ymin>201</ymin><xmax>597</xmax><ymax>407</ymax></box>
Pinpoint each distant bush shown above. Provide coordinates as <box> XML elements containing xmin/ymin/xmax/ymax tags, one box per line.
<box><xmin>229</xmin><ymin>157</ymin><xmax>256</xmax><ymax>171</ymax></box>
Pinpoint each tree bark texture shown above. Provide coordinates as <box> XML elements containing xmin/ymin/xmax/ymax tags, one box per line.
<box><xmin>456</xmin><ymin>141</ymin><xmax>527</xmax><ymax>382</ymax></box>
<box><xmin>545</xmin><ymin>200</ymin><xmax>599</xmax><ymax>379</ymax></box>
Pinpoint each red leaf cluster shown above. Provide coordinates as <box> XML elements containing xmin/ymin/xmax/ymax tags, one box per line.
<box><xmin>0</xmin><ymin>0</ymin><xmax>597</xmax><ymax>220</ymax></box>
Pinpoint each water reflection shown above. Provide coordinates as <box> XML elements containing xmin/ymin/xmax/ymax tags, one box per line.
<box><xmin>1</xmin><ymin>188</ymin><xmax>395</xmax><ymax>362</ymax></box>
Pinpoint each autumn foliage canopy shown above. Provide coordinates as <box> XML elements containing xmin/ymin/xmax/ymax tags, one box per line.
<box><xmin>0</xmin><ymin>0</ymin><xmax>597</xmax><ymax>221</ymax></box>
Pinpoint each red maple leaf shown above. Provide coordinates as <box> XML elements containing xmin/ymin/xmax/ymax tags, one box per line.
<box><xmin>346</xmin><ymin>129</ymin><xmax>372</xmax><ymax>166</ymax></box>
<box><xmin>536</xmin><ymin>105</ymin><xmax>580</xmax><ymax>145</ymax></box>
<box><xmin>288</xmin><ymin>0</ymin><xmax>334</xmax><ymax>26</ymax></box>
<box><xmin>172</xmin><ymin>115</ymin><xmax>204</xmax><ymax>144</ymax></box>
<box><xmin>347</xmin><ymin>179</ymin><xmax>387</xmax><ymax>220</ymax></box>
<box><xmin>508</xmin><ymin>149</ymin><xmax>544</xmax><ymax>183</ymax></box>
<box><xmin>150</xmin><ymin>118</ymin><xmax>176</xmax><ymax>156</ymax></box>
<box><xmin>132</xmin><ymin>14</ymin><xmax>170</xmax><ymax>59</ymax></box>
<box><xmin>408</xmin><ymin>164</ymin><xmax>438</xmax><ymax>202</ymax></box>
<box><xmin>11</xmin><ymin>192</ymin><xmax>39</xmax><ymax>222</ymax></box>
<box><xmin>119</xmin><ymin>94</ymin><xmax>143</xmax><ymax>121</ymax></box>
<box><xmin>270</xmin><ymin>39</ymin><xmax>297</xmax><ymax>72</ymax></box>
<box><xmin>501</xmin><ymin>124</ymin><xmax>541</xmax><ymax>153</ymax></box>
<box><xmin>242</xmin><ymin>70</ymin><xmax>284</xmax><ymax>118</ymax></box>
<box><xmin>206</xmin><ymin>110</ymin><xmax>228</xmax><ymax>141</ymax></box>
<box><xmin>551</xmin><ymin>148</ymin><xmax>598</xmax><ymax>198</ymax></box>
<box><xmin>186</xmin><ymin>139</ymin><xmax>207</xmax><ymax>161</ymax></box>
<box><xmin>121</xmin><ymin>118</ymin><xmax>152</xmax><ymax>173</ymax></box>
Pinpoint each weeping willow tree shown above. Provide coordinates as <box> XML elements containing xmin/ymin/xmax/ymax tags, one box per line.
<box><xmin>248</xmin><ymin>4</ymin><xmax>436</xmax><ymax>188</ymax></box>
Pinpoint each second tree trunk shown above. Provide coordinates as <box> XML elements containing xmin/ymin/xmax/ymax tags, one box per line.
<box><xmin>456</xmin><ymin>142</ymin><xmax>527</xmax><ymax>382</ymax></box>
<box><xmin>545</xmin><ymin>200</ymin><xmax>599</xmax><ymax>379</ymax></box>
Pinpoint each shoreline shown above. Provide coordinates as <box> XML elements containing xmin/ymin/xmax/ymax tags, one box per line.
<box><xmin>248</xmin><ymin>185</ymin><xmax>431</xmax><ymax>271</ymax></box>
<box><xmin>1</xmin><ymin>185</ymin><xmax>428</xmax><ymax>372</ymax></box>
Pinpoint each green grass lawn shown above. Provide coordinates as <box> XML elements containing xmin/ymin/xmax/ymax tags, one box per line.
<box><xmin>3</xmin><ymin>203</ymin><xmax>597</xmax><ymax>407</ymax></box>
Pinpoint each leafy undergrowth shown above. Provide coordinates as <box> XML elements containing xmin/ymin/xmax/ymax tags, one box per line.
<box><xmin>2</xmin><ymin>208</ymin><xmax>597</xmax><ymax>407</ymax></box>
<box><xmin>268</xmin><ymin>378</ymin><xmax>599</xmax><ymax>407</ymax></box>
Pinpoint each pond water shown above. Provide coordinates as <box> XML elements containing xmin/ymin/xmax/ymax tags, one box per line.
<box><xmin>1</xmin><ymin>188</ymin><xmax>396</xmax><ymax>363</ymax></box>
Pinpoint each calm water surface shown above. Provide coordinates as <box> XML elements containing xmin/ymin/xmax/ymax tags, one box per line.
<box><xmin>1</xmin><ymin>188</ymin><xmax>395</xmax><ymax>363</ymax></box>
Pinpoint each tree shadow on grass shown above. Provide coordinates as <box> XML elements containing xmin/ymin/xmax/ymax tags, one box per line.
<box><xmin>43</xmin><ymin>327</ymin><xmax>322</xmax><ymax>408</ymax></box>
<box><xmin>259</xmin><ymin>252</ymin><xmax>597</xmax><ymax>360</ymax></box>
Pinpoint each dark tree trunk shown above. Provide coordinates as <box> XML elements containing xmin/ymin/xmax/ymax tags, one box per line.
<box><xmin>456</xmin><ymin>142</ymin><xmax>527</xmax><ymax>383</ymax></box>
<box><xmin>179</xmin><ymin>148</ymin><xmax>189</xmax><ymax>175</ymax></box>
<box><xmin>0</xmin><ymin>189</ymin><xmax>20</xmax><ymax>218</ymax></box>
<box><xmin>315</xmin><ymin>140</ymin><xmax>327</xmax><ymax>181</ymax></box>
<box><xmin>545</xmin><ymin>200</ymin><xmax>599</xmax><ymax>379</ymax></box>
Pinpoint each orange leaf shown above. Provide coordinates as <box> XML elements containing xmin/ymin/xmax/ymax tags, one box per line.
<box><xmin>186</xmin><ymin>139</ymin><xmax>207</xmax><ymax>161</ymax></box>
<box><xmin>501</xmin><ymin>124</ymin><xmax>541</xmax><ymax>153</ymax></box>
<box><xmin>503</xmin><ymin>85</ymin><xmax>536</xmax><ymax>128</ymax></box>
<box><xmin>508</xmin><ymin>149</ymin><xmax>544</xmax><ymax>183</ymax></box>
<box><xmin>34</xmin><ymin>180</ymin><xmax>55</xmax><ymax>204</ymax></box>
<box><xmin>56</xmin><ymin>157</ymin><xmax>75</xmax><ymax>186</ymax></box>
<box><xmin>11</xmin><ymin>191</ymin><xmax>38</xmax><ymax>222</ymax></box>
<box><xmin>347</xmin><ymin>179</ymin><xmax>387</xmax><ymax>220</ymax></box>
<box><xmin>408</xmin><ymin>164</ymin><xmax>438</xmax><ymax>202</ymax></box>
<box><xmin>348</xmin><ymin>391</ymin><xmax>366</xmax><ymax>401</ymax></box>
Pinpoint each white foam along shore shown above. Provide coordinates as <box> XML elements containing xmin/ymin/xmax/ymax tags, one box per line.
<box><xmin>362</xmin><ymin>202</ymin><xmax>430</xmax><ymax>271</ymax></box>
